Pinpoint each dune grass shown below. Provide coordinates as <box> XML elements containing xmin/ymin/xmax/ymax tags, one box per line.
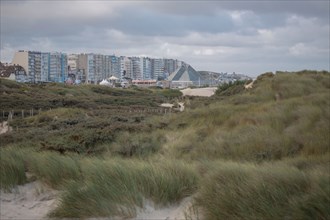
<box><xmin>0</xmin><ymin>147</ymin><xmax>27</xmax><ymax>191</ymax></box>
<box><xmin>196</xmin><ymin>160</ymin><xmax>330</xmax><ymax>220</ymax></box>
<box><xmin>26</xmin><ymin>152</ymin><xmax>82</xmax><ymax>188</ymax></box>
<box><xmin>49</xmin><ymin>158</ymin><xmax>198</xmax><ymax>218</ymax></box>
<box><xmin>1</xmin><ymin>71</ymin><xmax>329</xmax><ymax>219</ymax></box>
<box><xmin>0</xmin><ymin>147</ymin><xmax>82</xmax><ymax>190</ymax></box>
<box><xmin>160</xmin><ymin>72</ymin><xmax>330</xmax><ymax>161</ymax></box>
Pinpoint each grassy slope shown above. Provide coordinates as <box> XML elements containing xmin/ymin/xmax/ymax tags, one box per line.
<box><xmin>1</xmin><ymin>70</ymin><xmax>329</xmax><ymax>219</ymax></box>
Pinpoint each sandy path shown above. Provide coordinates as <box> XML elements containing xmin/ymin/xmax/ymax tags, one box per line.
<box><xmin>181</xmin><ymin>87</ymin><xmax>217</xmax><ymax>97</ymax></box>
<box><xmin>0</xmin><ymin>181</ymin><xmax>58</xmax><ymax>220</ymax></box>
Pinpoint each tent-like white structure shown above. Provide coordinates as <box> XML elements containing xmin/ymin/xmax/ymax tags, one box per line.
<box><xmin>108</xmin><ymin>76</ymin><xmax>119</xmax><ymax>81</ymax></box>
<box><xmin>99</xmin><ymin>79</ymin><xmax>111</xmax><ymax>86</ymax></box>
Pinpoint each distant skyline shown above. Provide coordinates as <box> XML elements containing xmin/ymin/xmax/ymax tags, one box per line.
<box><xmin>1</xmin><ymin>1</ymin><xmax>329</xmax><ymax>77</ymax></box>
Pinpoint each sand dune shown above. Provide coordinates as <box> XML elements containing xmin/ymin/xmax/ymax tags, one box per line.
<box><xmin>1</xmin><ymin>181</ymin><xmax>58</xmax><ymax>220</ymax></box>
<box><xmin>181</xmin><ymin>87</ymin><xmax>217</xmax><ymax>97</ymax></box>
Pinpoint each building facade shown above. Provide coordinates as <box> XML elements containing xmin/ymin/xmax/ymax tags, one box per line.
<box><xmin>131</xmin><ymin>57</ymin><xmax>142</xmax><ymax>80</ymax></box>
<box><xmin>140</xmin><ymin>57</ymin><xmax>152</xmax><ymax>80</ymax></box>
<box><xmin>120</xmin><ymin>56</ymin><xmax>133</xmax><ymax>79</ymax></box>
<box><xmin>151</xmin><ymin>58</ymin><xmax>164</xmax><ymax>80</ymax></box>
<box><xmin>110</xmin><ymin>55</ymin><xmax>121</xmax><ymax>79</ymax></box>
<box><xmin>12</xmin><ymin>50</ymin><xmax>67</xmax><ymax>83</ymax></box>
<box><xmin>49</xmin><ymin>52</ymin><xmax>68</xmax><ymax>83</ymax></box>
<box><xmin>11</xmin><ymin>50</ymin><xmax>194</xmax><ymax>84</ymax></box>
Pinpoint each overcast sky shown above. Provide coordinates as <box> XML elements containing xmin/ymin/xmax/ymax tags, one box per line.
<box><xmin>1</xmin><ymin>1</ymin><xmax>329</xmax><ymax>76</ymax></box>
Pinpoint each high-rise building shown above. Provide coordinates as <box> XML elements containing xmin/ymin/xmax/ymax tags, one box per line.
<box><xmin>103</xmin><ymin>55</ymin><xmax>112</xmax><ymax>79</ymax></box>
<box><xmin>164</xmin><ymin>59</ymin><xmax>181</xmax><ymax>76</ymax></box>
<box><xmin>110</xmin><ymin>55</ymin><xmax>121</xmax><ymax>78</ymax></box>
<box><xmin>76</xmin><ymin>53</ymin><xmax>88</xmax><ymax>83</ymax></box>
<box><xmin>94</xmin><ymin>54</ymin><xmax>104</xmax><ymax>83</ymax></box>
<box><xmin>11</xmin><ymin>50</ymin><xmax>190</xmax><ymax>84</ymax></box>
<box><xmin>87</xmin><ymin>54</ymin><xmax>96</xmax><ymax>84</ymax></box>
<box><xmin>77</xmin><ymin>53</ymin><xmax>102</xmax><ymax>84</ymax></box>
<box><xmin>49</xmin><ymin>52</ymin><xmax>68</xmax><ymax>83</ymax></box>
<box><xmin>120</xmin><ymin>56</ymin><xmax>133</xmax><ymax>79</ymax></box>
<box><xmin>151</xmin><ymin>58</ymin><xmax>164</xmax><ymax>80</ymax></box>
<box><xmin>140</xmin><ymin>57</ymin><xmax>152</xmax><ymax>80</ymax></box>
<box><xmin>40</xmin><ymin>52</ymin><xmax>50</xmax><ymax>82</ymax></box>
<box><xmin>131</xmin><ymin>57</ymin><xmax>142</xmax><ymax>80</ymax></box>
<box><xmin>12</xmin><ymin>50</ymin><xmax>67</xmax><ymax>83</ymax></box>
<box><xmin>68</xmin><ymin>54</ymin><xmax>78</xmax><ymax>72</ymax></box>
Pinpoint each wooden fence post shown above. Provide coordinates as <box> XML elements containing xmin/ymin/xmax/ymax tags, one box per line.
<box><xmin>8</xmin><ymin>111</ymin><xmax>13</xmax><ymax>121</ymax></box>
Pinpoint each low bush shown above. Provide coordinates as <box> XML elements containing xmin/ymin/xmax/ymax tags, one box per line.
<box><xmin>110</xmin><ymin>131</ymin><xmax>166</xmax><ymax>157</ymax></box>
<box><xmin>215</xmin><ymin>80</ymin><xmax>249</xmax><ymax>96</ymax></box>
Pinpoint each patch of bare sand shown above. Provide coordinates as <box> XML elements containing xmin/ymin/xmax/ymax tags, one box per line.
<box><xmin>0</xmin><ymin>181</ymin><xmax>58</xmax><ymax>220</ymax></box>
<box><xmin>0</xmin><ymin>121</ymin><xmax>12</xmax><ymax>135</ymax></box>
<box><xmin>181</xmin><ymin>87</ymin><xmax>217</xmax><ymax>97</ymax></box>
<box><xmin>133</xmin><ymin>196</ymin><xmax>200</xmax><ymax>220</ymax></box>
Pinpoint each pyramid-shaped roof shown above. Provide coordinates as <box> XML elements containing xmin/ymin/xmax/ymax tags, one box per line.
<box><xmin>168</xmin><ymin>64</ymin><xmax>201</xmax><ymax>82</ymax></box>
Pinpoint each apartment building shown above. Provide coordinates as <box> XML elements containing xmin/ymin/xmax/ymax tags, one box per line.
<box><xmin>120</xmin><ymin>56</ymin><xmax>133</xmax><ymax>79</ymax></box>
<box><xmin>49</xmin><ymin>52</ymin><xmax>67</xmax><ymax>83</ymax></box>
<box><xmin>103</xmin><ymin>55</ymin><xmax>112</xmax><ymax>79</ymax></box>
<box><xmin>131</xmin><ymin>57</ymin><xmax>142</xmax><ymax>80</ymax></box>
<box><xmin>140</xmin><ymin>57</ymin><xmax>152</xmax><ymax>80</ymax></box>
<box><xmin>12</xmin><ymin>50</ymin><xmax>67</xmax><ymax>83</ymax></box>
<box><xmin>10</xmin><ymin>50</ymin><xmax>190</xmax><ymax>84</ymax></box>
<box><xmin>151</xmin><ymin>58</ymin><xmax>164</xmax><ymax>80</ymax></box>
<box><xmin>164</xmin><ymin>59</ymin><xmax>181</xmax><ymax>76</ymax></box>
<box><xmin>110</xmin><ymin>55</ymin><xmax>121</xmax><ymax>79</ymax></box>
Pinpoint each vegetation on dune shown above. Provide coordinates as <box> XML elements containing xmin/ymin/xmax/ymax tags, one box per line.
<box><xmin>0</xmin><ymin>70</ymin><xmax>329</xmax><ymax>219</ymax></box>
<box><xmin>0</xmin><ymin>147</ymin><xmax>27</xmax><ymax>191</ymax></box>
<box><xmin>0</xmin><ymin>79</ymin><xmax>182</xmax><ymax>111</ymax></box>
<box><xmin>161</xmin><ymin>70</ymin><xmax>330</xmax><ymax>161</ymax></box>
<box><xmin>215</xmin><ymin>79</ymin><xmax>249</xmax><ymax>96</ymax></box>
<box><xmin>197</xmin><ymin>161</ymin><xmax>330</xmax><ymax>220</ymax></box>
<box><xmin>50</xmin><ymin>159</ymin><xmax>198</xmax><ymax>218</ymax></box>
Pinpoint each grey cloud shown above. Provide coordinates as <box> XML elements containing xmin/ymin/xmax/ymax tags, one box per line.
<box><xmin>0</xmin><ymin>0</ymin><xmax>329</xmax><ymax>76</ymax></box>
<box><xmin>144</xmin><ymin>1</ymin><xmax>329</xmax><ymax>20</ymax></box>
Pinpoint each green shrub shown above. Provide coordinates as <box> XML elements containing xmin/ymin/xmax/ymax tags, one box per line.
<box><xmin>215</xmin><ymin>80</ymin><xmax>247</xmax><ymax>96</ymax></box>
<box><xmin>111</xmin><ymin>131</ymin><xmax>166</xmax><ymax>157</ymax></box>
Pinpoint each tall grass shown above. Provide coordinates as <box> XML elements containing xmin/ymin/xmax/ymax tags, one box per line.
<box><xmin>196</xmin><ymin>161</ymin><xmax>330</xmax><ymax>220</ymax></box>
<box><xmin>1</xmin><ymin>71</ymin><xmax>329</xmax><ymax>219</ymax></box>
<box><xmin>0</xmin><ymin>147</ymin><xmax>82</xmax><ymax>190</ymax></box>
<box><xmin>161</xmin><ymin>72</ymin><xmax>330</xmax><ymax>161</ymax></box>
<box><xmin>109</xmin><ymin>130</ymin><xmax>166</xmax><ymax>157</ymax></box>
<box><xmin>27</xmin><ymin>152</ymin><xmax>81</xmax><ymax>188</ymax></box>
<box><xmin>0</xmin><ymin>147</ymin><xmax>27</xmax><ymax>191</ymax></box>
<box><xmin>50</xmin><ymin>159</ymin><xmax>198</xmax><ymax>218</ymax></box>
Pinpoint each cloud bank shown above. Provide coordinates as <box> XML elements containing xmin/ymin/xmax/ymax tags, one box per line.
<box><xmin>1</xmin><ymin>1</ymin><xmax>329</xmax><ymax>76</ymax></box>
